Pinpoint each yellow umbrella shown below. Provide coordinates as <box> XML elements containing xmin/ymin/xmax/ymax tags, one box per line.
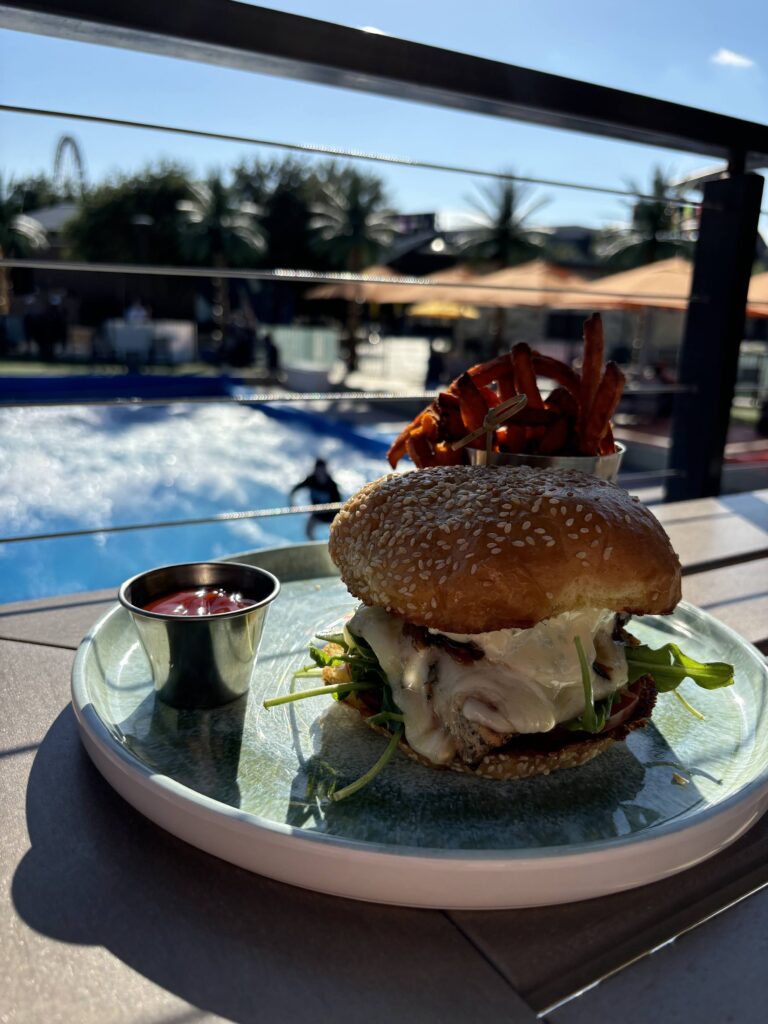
<box><xmin>407</xmin><ymin>300</ymin><xmax>481</xmax><ymax>320</ymax></box>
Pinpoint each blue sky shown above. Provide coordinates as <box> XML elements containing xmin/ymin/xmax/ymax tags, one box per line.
<box><xmin>1</xmin><ymin>0</ymin><xmax>767</xmax><ymax>231</ymax></box>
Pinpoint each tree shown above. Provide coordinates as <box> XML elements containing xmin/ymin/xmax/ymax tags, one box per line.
<box><xmin>0</xmin><ymin>176</ymin><xmax>48</xmax><ymax>314</ymax></box>
<box><xmin>457</xmin><ymin>176</ymin><xmax>549</xmax><ymax>351</ymax></box>
<box><xmin>8</xmin><ymin>174</ymin><xmax>65</xmax><ymax>212</ymax></box>
<box><xmin>64</xmin><ymin>164</ymin><xmax>192</xmax><ymax>265</ymax></box>
<box><xmin>597</xmin><ymin>167</ymin><xmax>693</xmax><ymax>269</ymax></box>
<box><xmin>310</xmin><ymin>165</ymin><xmax>398</xmax><ymax>369</ymax></box>
<box><xmin>233</xmin><ymin>157</ymin><xmax>320</xmax><ymax>268</ymax></box>
<box><xmin>458</xmin><ymin>178</ymin><xmax>548</xmax><ymax>269</ymax></box>
<box><xmin>177</xmin><ymin>175</ymin><xmax>265</xmax><ymax>332</ymax></box>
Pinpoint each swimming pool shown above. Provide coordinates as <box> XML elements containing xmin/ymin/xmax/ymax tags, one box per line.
<box><xmin>0</xmin><ymin>403</ymin><xmax>392</xmax><ymax>603</ymax></box>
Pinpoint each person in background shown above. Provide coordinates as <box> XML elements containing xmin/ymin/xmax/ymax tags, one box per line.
<box><xmin>263</xmin><ymin>332</ymin><xmax>281</xmax><ymax>377</ymax></box>
<box><xmin>289</xmin><ymin>458</ymin><xmax>342</xmax><ymax>540</ymax></box>
<box><xmin>125</xmin><ymin>297</ymin><xmax>149</xmax><ymax>325</ymax></box>
<box><xmin>425</xmin><ymin>340</ymin><xmax>446</xmax><ymax>390</ymax></box>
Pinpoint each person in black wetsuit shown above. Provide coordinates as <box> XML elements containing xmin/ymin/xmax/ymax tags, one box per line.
<box><xmin>288</xmin><ymin>459</ymin><xmax>342</xmax><ymax>540</ymax></box>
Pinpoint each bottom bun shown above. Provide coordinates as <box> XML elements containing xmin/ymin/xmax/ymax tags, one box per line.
<box><xmin>341</xmin><ymin>676</ymin><xmax>657</xmax><ymax>781</ymax></box>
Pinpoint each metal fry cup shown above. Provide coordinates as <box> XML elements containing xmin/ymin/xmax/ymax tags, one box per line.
<box><xmin>468</xmin><ymin>442</ymin><xmax>626</xmax><ymax>481</ymax></box>
<box><xmin>119</xmin><ymin>561</ymin><xmax>280</xmax><ymax>709</ymax></box>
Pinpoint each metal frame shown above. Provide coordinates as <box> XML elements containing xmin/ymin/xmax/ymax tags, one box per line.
<box><xmin>2</xmin><ymin>0</ymin><xmax>768</xmax><ymax>500</ymax></box>
<box><xmin>3</xmin><ymin>1</ymin><xmax>768</xmax><ymax>165</ymax></box>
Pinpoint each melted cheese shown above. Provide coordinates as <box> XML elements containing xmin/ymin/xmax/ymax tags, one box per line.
<box><xmin>348</xmin><ymin>605</ymin><xmax>628</xmax><ymax>765</ymax></box>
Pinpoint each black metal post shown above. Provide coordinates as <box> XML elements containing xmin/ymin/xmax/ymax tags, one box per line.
<box><xmin>666</xmin><ymin>173</ymin><xmax>764</xmax><ymax>501</ymax></box>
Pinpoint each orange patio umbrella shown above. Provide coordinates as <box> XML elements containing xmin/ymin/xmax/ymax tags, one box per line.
<box><xmin>304</xmin><ymin>264</ymin><xmax>399</xmax><ymax>303</ymax></box>
<box><xmin>551</xmin><ymin>257</ymin><xmax>693</xmax><ymax>311</ymax></box>
<box><xmin>747</xmin><ymin>271</ymin><xmax>768</xmax><ymax>317</ymax></box>
<box><xmin>460</xmin><ymin>259</ymin><xmax>592</xmax><ymax>309</ymax></box>
<box><xmin>371</xmin><ymin>263</ymin><xmax>481</xmax><ymax>305</ymax></box>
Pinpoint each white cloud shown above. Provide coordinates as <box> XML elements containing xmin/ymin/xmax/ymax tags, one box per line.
<box><xmin>711</xmin><ymin>48</ymin><xmax>755</xmax><ymax>69</ymax></box>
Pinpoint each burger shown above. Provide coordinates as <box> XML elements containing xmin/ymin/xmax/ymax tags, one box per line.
<box><xmin>267</xmin><ymin>466</ymin><xmax>733</xmax><ymax>797</ymax></box>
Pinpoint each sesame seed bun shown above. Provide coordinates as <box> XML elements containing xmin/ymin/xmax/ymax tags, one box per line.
<box><xmin>329</xmin><ymin>466</ymin><xmax>681</xmax><ymax>633</ymax></box>
<box><xmin>341</xmin><ymin>675</ymin><xmax>657</xmax><ymax>780</ymax></box>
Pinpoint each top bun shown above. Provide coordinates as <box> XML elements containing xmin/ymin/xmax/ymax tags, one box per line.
<box><xmin>329</xmin><ymin>466</ymin><xmax>681</xmax><ymax>633</ymax></box>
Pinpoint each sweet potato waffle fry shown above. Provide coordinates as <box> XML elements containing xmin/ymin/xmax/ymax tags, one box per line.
<box><xmin>387</xmin><ymin>313</ymin><xmax>625</xmax><ymax>468</ymax></box>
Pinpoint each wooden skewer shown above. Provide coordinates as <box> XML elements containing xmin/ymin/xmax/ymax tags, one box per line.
<box><xmin>451</xmin><ymin>393</ymin><xmax>528</xmax><ymax>452</ymax></box>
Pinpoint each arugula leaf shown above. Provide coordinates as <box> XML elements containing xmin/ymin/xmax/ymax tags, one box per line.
<box><xmin>566</xmin><ymin>636</ymin><xmax>602</xmax><ymax>733</ymax></box>
<box><xmin>330</xmin><ymin>726</ymin><xmax>404</xmax><ymax>802</ymax></box>
<box><xmin>308</xmin><ymin>644</ymin><xmax>344</xmax><ymax>669</ymax></box>
<box><xmin>626</xmin><ymin>643</ymin><xmax>734</xmax><ymax>693</ymax></box>
<box><xmin>564</xmin><ymin>694</ymin><xmax>614</xmax><ymax>734</ymax></box>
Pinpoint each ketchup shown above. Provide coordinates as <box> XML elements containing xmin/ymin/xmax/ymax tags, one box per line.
<box><xmin>143</xmin><ymin>587</ymin><xmax>256</xmax><ymax>616</ymax></box>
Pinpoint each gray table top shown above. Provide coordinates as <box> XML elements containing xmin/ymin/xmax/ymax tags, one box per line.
<box><xmin>2</xmin><ymin>489</ymin><xmax>768</xmax><ymax>1023</ymax></box>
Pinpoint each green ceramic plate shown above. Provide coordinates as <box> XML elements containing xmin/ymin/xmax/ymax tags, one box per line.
<box><xmin>71</xmin><ymin>543</ymin><xmax>768</xmax><ymax>908</ymax></box>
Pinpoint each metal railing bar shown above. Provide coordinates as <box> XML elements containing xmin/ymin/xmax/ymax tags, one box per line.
<box><xmin>0</xmin><ymin>103</ymin><xmax>708</xmax><ymax>209</ymax></box>
<box><xmin>0</xmin><ymin>474</ymin><xmax>686</xmax><ymax>545</ymax></box>
<box><xmin>0</xmin><ymin>258</ymin><xmax>705</xmax><ymax>304</ymax></box>
<box><xmin>0</xmin><ymin>502</ymin><xmax>344</xmax><ymax>545</ymax></box>
<box><xmin>0</xmin><ymin>391</ymin><xmax>438</xmax><ymax>409</ymax></box>
<box><xmin>3</xmin><ymin>2</ymin><xmax>768</xmax><ymax>163</ymax></box>
<box><xmin>0</xmin><ymin>385</ymin><xmax>696</xmax><ymax>411</ymax></box>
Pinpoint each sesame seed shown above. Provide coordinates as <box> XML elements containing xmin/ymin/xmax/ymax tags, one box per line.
<box><xmin>576</xmin><ymin>551</ymin><xmax>587</xmax><ymax>559</ymax></box>
<box><xmin>603</xmin><ymin>547</ymin><xmax>613</xmax><ymax>560</ymax></box>
<box><xmin>546</xmin><ymin>591</ymin><xmax>554</xmax><ymax>599</ymax></box>
<box><xmin>525</xmin><ymin>536</ymin><xmax>535</xmax><ymax>546</ymax></box>
<box><xmin>568</xmin><ymin>533</ymin><xmax>578</xmax><ymax>540</ymax></box>
<box><xmin>560</xmin><ymin>506</ymin><xmax>567</xmax><ymax>514</ymax></box>
<box><xmin>470</xmin><ymin>564</ymin><xmax>478</xmax><ymax>575</ymax></box>
<box><xmin>535</xmin><ymin>528</ymin><xmax>546</xmax><ymax>535</ymax></box>
<box><xmin>522</xmin><ymin>520</ymin><xmax>531</xmax><ymax>530</ymax></box>
<box><xmin>504</xmin><ymin>523</ymin><xmax>512</xmax><ymax>533</ymax></box>
<box><xmin>546</xmin><ymin>540</ymin><xmax>555</xmax><ymax>547</ymax></box>
<box><xmin>580</xmin><ymin>528</ymin><xmax>589</xmax><ymax>534</ymax></box>
<box><xmin>431</xmin><ymin>598</ymin><xmax>437</xmax><ymax>609</ymax></box>
<box><xmin>576</xmin><ymin>504</ymin><xmax>583</xmax><ymax>512</ymax></box>
<box><xmin>565</xmin><ymin>518</ymin><xmax>574</xmax><ymax>527</ymax></box>
<box><xmin>439</xmin><ymin>575</ymin><xmax>447</xmax><ymax>585</ymax></box>
<box><xmin>591</xmin><ymin>540</ymin><xmax>600</xmax><ymax>548</ymax></box>
<box><xmin>585</xmin><ymin>513</ymin><xmax>593</xmax><ymax>522</ymax></box>
<box><xmin>513</xmin><ymin>540</ymin><xmax>525</xmax><ymax>548</ymax></box>
<box><xmin>491</xmin><ymin>547</ymin><xmax>502</xmax><ymax>554</ymax></box>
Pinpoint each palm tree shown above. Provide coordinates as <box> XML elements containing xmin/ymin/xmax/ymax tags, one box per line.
<box><xmin>310</xmin><ymin>166</ymin><xmax>398</xmax><ymax>370</ymax></box>
<box><xmin>178</xmin><ymin>175</ymin><xmax>265</xmax><ymax>335</ymax></box>
<box><xmin>458</xmin><ymin>178</ymin><xmax>548</xmax><ymax>268</ymax></box>
<box><xmin>0</xmin><ymin>176</ymin><xmax>48</xmax><ymax>314</ymax></box>
<box><xmin>457</xmin><ymin>176</ymin><xmax>549</xmax><ymax>351</ymax></box>
<box><xmin>598</xmin><ymin>167</ymin><xmax>693</xmax><ymax>269</ymax></box>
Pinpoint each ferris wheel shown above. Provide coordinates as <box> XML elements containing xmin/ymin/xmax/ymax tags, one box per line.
<box><xmin>53</xmin><ymin>134</ymin><xmax>86</xmax><ymax>196</ymax></box>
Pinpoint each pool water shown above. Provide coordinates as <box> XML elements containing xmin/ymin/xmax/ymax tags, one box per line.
<box><xmin>0</xmin><ymin>404</ymin><xmax>392</xmax><ymax>603</ymax></box>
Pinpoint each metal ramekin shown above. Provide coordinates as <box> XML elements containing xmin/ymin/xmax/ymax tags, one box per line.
<box><xmin>119</xmin><ymin>561</ymin><xmax>280</xmax><ymax>709</ymax></box>
<box><xmin>468</xmin><ymin>442</ymin><xmax>626</xmax><ymax>481</ymax></box>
